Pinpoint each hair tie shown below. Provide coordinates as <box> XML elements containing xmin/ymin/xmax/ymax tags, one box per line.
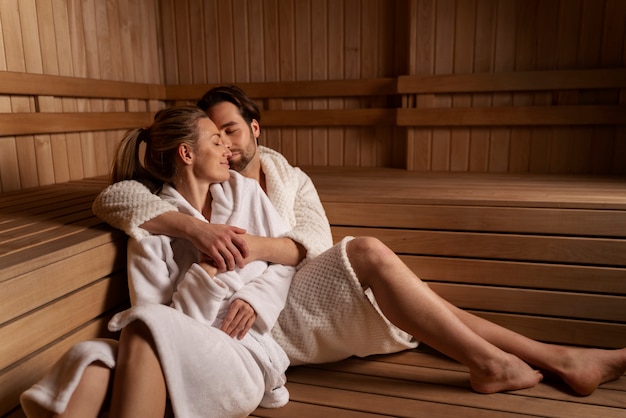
<box><xmin>139</xmin><ymin>127</ymin><xmax>150</xmax><ymax>144</ymax></box>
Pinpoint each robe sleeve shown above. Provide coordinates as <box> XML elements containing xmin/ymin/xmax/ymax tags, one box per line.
<box><xmin>284</xmin><ymin>169</ymin><xmax>333</xmax><ymax>263</ymax></box>
<box><xmin>92</xmin><ymin>180</ymin><xmax>177</xmax><ymax>240</ymax></box>
<box><xmin>232</xmin><ymin>263</ymin><xmax>295</xmax><ymax>333</ymax></box>
<box><xmin>127</xmin><ymin>236</ymin><xmax>177</xmax><ymax>306</ymax></box>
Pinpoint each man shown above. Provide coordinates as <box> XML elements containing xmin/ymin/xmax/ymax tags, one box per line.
<box><xmin>93</xmin><ymin>86</ymin><xmax>626</xmax><ymax>395</ymax></box>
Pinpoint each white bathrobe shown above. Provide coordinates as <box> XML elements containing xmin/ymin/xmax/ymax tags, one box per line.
<box><xmin>21</xmin><ymin>171</ymin><xmax>294</xmax><ymax>418</ymax></box>
<box><xmin>92</xmin><ymin>146</ymin><xmax>417</xmax><ymax>366</ymax></box>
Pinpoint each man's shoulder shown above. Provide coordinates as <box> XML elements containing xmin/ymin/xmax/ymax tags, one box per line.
<box><xmin>258</xmin><ymin>146</ymin><xmax>314</xmax><ymax>186</ymax></box>
<box><xmin>259</xmin><ymin>146</ymin><xmax>299</xmax><ymax>172</ymax></box>
<box><xmin>259</xmin><ymin>145</ymin><xmax>289</xmax><ymax>163</ymax></box>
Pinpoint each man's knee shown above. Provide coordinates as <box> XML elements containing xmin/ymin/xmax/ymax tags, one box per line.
<box><xmin>347</xmin><ymin>236</ymin><xmax>393</xmax><ymax>262</ymax></box>
<box><xmin>346</xmin><ymin>237</ymin><xmax>396</xmax><ymax>285</ymax></box>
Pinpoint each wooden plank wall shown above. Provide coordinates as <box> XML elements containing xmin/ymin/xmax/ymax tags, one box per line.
<box><xmin>160</xmin><ymin>0</ymin><xmax>626</xmax><ymax>174</ymax></box>
<box><xmin>0</xmin><ymin>0</ymin><xmax>163</xmax><ymax>192</ymax></box>
<box><xmin>1</xmin><ymin>0</ymin><xmax>625</xmax><ymax>191</ymax></box>
<box><xmin>406</xmin><ymin>0</ymin><xmax>626</xmax><ymax>174</ymax></box>
<box><xmin>159</xmin><ymin>0</ymin><xmax>410</xmax><ymax>169</ymax></box>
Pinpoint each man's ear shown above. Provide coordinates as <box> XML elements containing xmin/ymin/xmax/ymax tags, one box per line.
<box><xmin>251</xmin><ymin>119</ymin><xmax>261</xmax><ymax>142</ymax></box>
<box><xmin>178</xmin><ymin>143</ymin><xmax>193</xmax><ymax>164</ymax></box>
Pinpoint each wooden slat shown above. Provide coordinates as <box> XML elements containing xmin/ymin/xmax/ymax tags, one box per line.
<box><xmin>400</xmin><ymin>255</ymin><xmax>626</xmax><ymax>295</ymax></box>
<box><xmin>332</xmin><ymin>227</ymin><xmax>626</xmax><ymax>266</ymax></box>
<box><xmin>323</xmin><ymin>202</ymin><xmax>626</xmax><ymax>237</ymax></box>
<box><xmin>0</xmin><ymin>112</ymin><xmax>154</xmax><ymax>136</ymax></box>
<box><xmin>397</xmin><ymin>69</ymin><xmax>626</xmax><ymax>93</ymax></box>
<box><xmin>0</xmin><ymin>273</ymin><xmax>127</xmax><ymax>371</ymax></box>
<box><xmin>0</xmin><ymin>221</ymin><xmax>123</xmax><ymax>283</ymax></box>
<box><xmin>475</xmin><ymin>311</ymin><xmax>626</xmax><ymax>349</ymax></box>
<box><xmin>0</xmin><ymin>71</ymin><xmax>166</xmax><ymax>99</ymax></box>
<box><xmin>396</xmin><ymin>106</ymin><xmax>626</xmax><ymax>126</ymax></box>
<box><xmin>262</xmin><ymin>109</ymin><xmax>396</xmax><ymax>127</ymax></box>
<box><xmin>282</xmin><ymin>379</ymin><xmax>522</xmax><ymax>418</ymax></box>
<box><xmin>165</xmin><ymin>78</ymin><xmax>397</xmax><ymax>100</ymax></box>
<box><xmin>0</xmin><ymin>240</ymin><xmax>125</xmax><ymax>325</ymax></box>
<box><xmin>428</xmin><ymin>283</ymin><xmax>626</xmax><ymax>322</ymax></box>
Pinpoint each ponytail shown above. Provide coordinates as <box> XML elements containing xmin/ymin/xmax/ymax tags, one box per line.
<box><xmin>110</xmin><ymin>106</ymin><xmax>208</xmax><ymax>191</ymax></box>
<box><xmin>110</xmin><ymin>127</ymin><xmax>154</xmax><ymax>186</ymax></box>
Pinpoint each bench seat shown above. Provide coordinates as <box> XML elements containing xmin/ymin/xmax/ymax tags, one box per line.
<box><xmin>0</xmin><ymin>177</ymin><xmax>128</xmax><ymax>417</ymax></box>
<box><xmin>305</xmin><ymin>167</ymin><xmax>626</xmax><ymax>350</ymax></box>
<box><xmin>1</xmin><ymin>170</ymin><xmax>625</xmax><ymax>417</ymax></box>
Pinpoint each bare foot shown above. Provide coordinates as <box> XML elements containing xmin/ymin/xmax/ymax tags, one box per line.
<box><xmin>470</xmin><ymin>353</ymin><xmax>543</xmax><ymax>394</ymax></box>
<box><xmin>555</xmin><ymin>347</ymin><xmax>626</xmax><ymax>396</ymax></box>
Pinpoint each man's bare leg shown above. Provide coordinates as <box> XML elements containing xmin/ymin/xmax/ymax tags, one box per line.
<box><xmin>441</xmin><ymin>299</ymin><xmax>626</xmax><ymax>395</ymax></box>
<box><xmin>347</xmin><ymin>237</ymin><xmax>542</xmax><ymax>394</ymax></box>
<box><xmin>347</xmin><ymin>236</ymin><xmax>626</xmax><ymax>395</ymax></box>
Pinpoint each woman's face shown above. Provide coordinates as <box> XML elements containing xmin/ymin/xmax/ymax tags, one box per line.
<box><xmin>191</xmin><ymin>118</ymin><xmax>232</xmax><ymax>183</ymax></box>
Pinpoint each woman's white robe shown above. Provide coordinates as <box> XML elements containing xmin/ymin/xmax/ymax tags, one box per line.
<box><xmin>21</xmin><ymin>172</ymin><xmax>294</xmax><ymax>418</ymax></box>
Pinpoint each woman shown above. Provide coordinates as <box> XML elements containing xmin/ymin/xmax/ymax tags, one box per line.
<box><xmin>21</xmin><ymin>106</ymin><xmax>294</xmax><ymax>417</ymax></box>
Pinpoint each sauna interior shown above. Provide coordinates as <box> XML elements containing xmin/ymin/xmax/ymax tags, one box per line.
<box><xmin>1</xmin><ymin>0</ymin><xmax>624</xmax><ymax>190</ymax></box>
<box><xmin>1</xmin><ymin>1</ymin><xmax>625</xmax><ymax>417</ymax></box>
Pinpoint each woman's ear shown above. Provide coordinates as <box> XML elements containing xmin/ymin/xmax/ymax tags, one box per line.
<box><xmin>178</xmin><ymin>143</ymin><xmax>193</xmax><ymax>165</ymax></box>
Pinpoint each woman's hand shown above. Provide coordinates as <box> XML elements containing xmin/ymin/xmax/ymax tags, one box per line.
<box><xmin>220</xmin><ymin>299</ymin><xmax>257</xmax><ymax>339</ymax></box>
<box><xmin>197</xmin><ymin>260</ymin><xmax>219</xmax><ymax>278</ymax></box>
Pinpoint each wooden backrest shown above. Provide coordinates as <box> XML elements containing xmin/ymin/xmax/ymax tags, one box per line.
<box><xmin>1</xmin><ymin>68</ymin><xmax>625</xmax><ymax>192</ymax></box>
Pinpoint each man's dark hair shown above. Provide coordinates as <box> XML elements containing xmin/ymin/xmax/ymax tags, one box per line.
<box><xmin>196</xmin><ymin>85</ymin><xmax>261</xmax><ymax>125</ymax></box>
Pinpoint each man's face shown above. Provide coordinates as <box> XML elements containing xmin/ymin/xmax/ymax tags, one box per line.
<box><xmin>207</xmin><ymin>101</ymin><xmax>260</xmax><ymax>173</ymax></box>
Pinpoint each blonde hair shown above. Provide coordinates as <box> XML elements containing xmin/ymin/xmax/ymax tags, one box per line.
<box><xmin>111</xmin><ymin>106</ymin><xmax>208</xmax><ymax>191</ymax></box>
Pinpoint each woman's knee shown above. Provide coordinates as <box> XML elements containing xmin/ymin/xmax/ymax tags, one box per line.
<box><xmin>117</xmin><ymin>321</ymin><xmax>157</xmax><ymax>364</ymax></box>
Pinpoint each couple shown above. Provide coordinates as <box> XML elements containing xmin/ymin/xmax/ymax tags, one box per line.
<box><xmin>22</xmin><ymin>86</ymin><xmax>626</xmax><ymax>417</ymax></box>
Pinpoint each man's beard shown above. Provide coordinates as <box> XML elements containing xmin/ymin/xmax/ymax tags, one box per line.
<box><xmin>228</xmin><ymin>149</ymin><xmax>253</xmax><ymax>172</ymax></box>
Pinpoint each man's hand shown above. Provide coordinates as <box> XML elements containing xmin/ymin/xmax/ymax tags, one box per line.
<box><xmin>141</xmin><ymin>212</ymin><xmax>249</xmax><ymax>271</ymax></box>
<box><xmin>191</xmin><ymin>223</ymin><xmax>249</xmax><ymax>271</ymax></box>
<box><xmin>220</xmin><ymin>299</ymin><xmax>256</xmax><ymax>339</ymax></box>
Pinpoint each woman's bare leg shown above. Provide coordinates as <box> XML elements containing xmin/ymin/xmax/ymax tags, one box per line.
<box><xmin>109</xmin><ymin>321</ymin><xmax>167</xmax><ymax>417</ymax></box>
<box><xmin>347</xmin><ymin>237</ymin><xmax>542</xmax><ymax>394</ymax></box>
<box><xmin>52</xmin><ymin>363</ymin><xmax>111</xmax><ymax>418</ymax></box>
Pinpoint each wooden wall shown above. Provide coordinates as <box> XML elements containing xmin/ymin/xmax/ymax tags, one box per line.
<box><xmin>0</xmin><ymin>0</ymin><xmax>163</xmax><ymax>192</ymax></box>
<box><xmin>405</xmin><ymin>0</ymin><xmax>626</xmax><ymax>173</ymax></box>
<box><xmin>159</xmin><ymin>0</ymin><xmax>410</xmax><ymax>168</ymax></box>
<box><xmin>0</xmin><ymin>0</ymin><xmax>625</xmax><ymax>192</ymax></box>
<box><xmin>161</xmin><ymin>0</ymin><xmax>625</xmax><ymax>174</ymax></box>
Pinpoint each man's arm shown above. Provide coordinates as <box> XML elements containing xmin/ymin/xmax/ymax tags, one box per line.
<box><xmin>243</xmin><ymin>234</ymin><xmax>306</xmax><ymax>267</ymax></box>
<box><xmin>143</xmin><ymin>212</ymin><xmax>249</xmax><ymax>271</ymax></box>
<box><xmin>93</xmin><ymin>180</ymin><xmax>248</xmax><ymax>271</ymax></box>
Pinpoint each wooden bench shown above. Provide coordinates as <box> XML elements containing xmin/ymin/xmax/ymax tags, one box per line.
<box><xmin>2</xmin><ymin>171</ymin><xmax>625</xmax><ymax>418</ymax></box>
<box><xmin>249</xmin><ymin>167</ymin><xmax>626</xmax><ymax>417</ymax></box>
<box><xmin>0</xmin><ymin>177</ymin><xmax>128</xmax><ymax>417</ymax></box>
<box><xmin>2</xmin><ymin>70</ymin><xmax>626</xmax><ymax>417</ymax></box>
